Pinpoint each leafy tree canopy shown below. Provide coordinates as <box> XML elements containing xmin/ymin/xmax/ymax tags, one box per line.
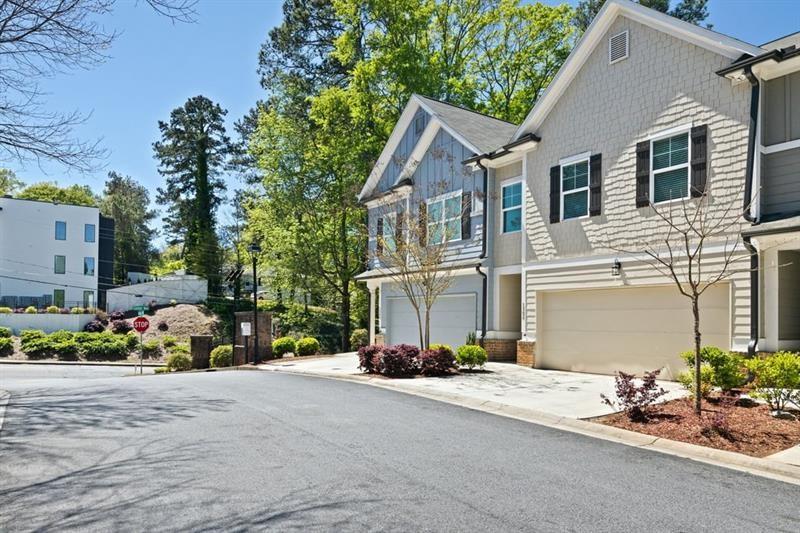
<box><xmin>0</xmin><ymin>168</ymin><xmax>24</xmax><ymax>196</ymax></box>
<box><xmin>17</xmin><ymin>181</ymin><xmax>99</xmax><ymax>206</ymax></box>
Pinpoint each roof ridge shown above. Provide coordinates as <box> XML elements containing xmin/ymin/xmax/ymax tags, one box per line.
<box><xmin>414</xmin><ymin>94</ymin><xmax>519</xmax><ymax>126</ymax></box>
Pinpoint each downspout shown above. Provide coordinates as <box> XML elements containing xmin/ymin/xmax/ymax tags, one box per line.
<box><xmin>743</xmin><ymin>66</ymin><xmax>760</xmax><ymax>356</ymax></box>
<box><xmin>475</xmin><ymin>158</ymin><xmax>489</xmax><ymax>347</ymax></box>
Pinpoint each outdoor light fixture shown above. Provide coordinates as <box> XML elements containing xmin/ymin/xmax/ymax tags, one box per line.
<box><xmin>611</xmin><ymin>259</ymin><xmax>622</xmax><ymax>277</ymax></box>
<box><xmin>248</xmin><ymin>242</ymin><xmax>262</xmax><ymax>364</ymax></box>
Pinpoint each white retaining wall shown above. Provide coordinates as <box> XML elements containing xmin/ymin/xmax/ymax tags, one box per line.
<box><xmin>0</xmin><ymin>313</ymin><xmax>95</xmax><ymax>334</ymax></box>
<box><xmin>106</xmin><ymin>275</ymin><xmax>208</xmax><ymax>313</ymax></box>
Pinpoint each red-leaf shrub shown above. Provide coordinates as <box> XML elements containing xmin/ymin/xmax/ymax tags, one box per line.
<box><xmin>358</xmin><ymin>344</ymin><xmax>383</xmax><ymax>374</ymax></box>
<box><xmin>376</xmin><ymin>345</ymin><xmax>416</xmax><ymax>377</ymax></box>
<box><xmin>157</xmin><ymin>320</ymin><xmax>169</xmax><ymax>332</ymax></box>
<box><xmin>417</xmin><ymin>346</ymin><xmax>457</xmax><ymax>376</ymax></box>
<box><xmin>600</xmin><ymin>369</ymin><xmax>667</xmax><ymax>422</ymax></box>
<box><xmin>83</xmin><ymin>320</ymin><xmax>105</xmax><ymax>333</ymax></box>
<box><xmin>109</xmin><ymin>311</ymin><xmax>125</xmax><ymax>321</ymax></box>
<box><xmin>111</xmin><ymin>320</ymin><xmax>133</xmax><ymax>334</ymax></box>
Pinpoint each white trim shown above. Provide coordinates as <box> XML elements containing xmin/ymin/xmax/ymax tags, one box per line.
<box><xmin>500</xmin><ymin>181</ymin><xmax>522</xmax><ymax>234</ymax></box>
<box><xmin>391</xmin><ymin>119</ymin><xmax>441</xmax><ymax>186</ymax></box>
<box><xmin>608</xmin><ymin>30</ymin><xmax>629</xmax><ymax>65</ymax></box>
<box><xmin>521</xmin><ymin>155</ymin><xmax>528</xmax><ymax>263</ymax></box>
<box><xmin>559</xmin><ymin>151</ymin><xmax>592</xmax><ymax>166</ymax></box>
<box><xmin>762</xmin><ymin>138</ymin><xmax>800</xmax><ymax>155</ymax></box>
<box><xmin>363</xmin><ymin>187</ymin><xmax>412</xmax><ymax>208</ymax></box>
<box><xmin>560</xmin><ymin>156</ymin><xmax>591</xmax><ymax>221</ymax></box>
<box><xmin>649</xmin><ymin>126</ymin><xmax>692</xmax><ymax>205</ymax></box>
<box><xmin>511</xmin><ymin>0</ymin><xmax>762</xmax><ymax>142</ymax></box>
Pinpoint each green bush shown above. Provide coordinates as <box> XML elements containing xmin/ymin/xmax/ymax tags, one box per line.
<box><xmin>166</xmin><ymin>352</ymin><xmax>192</xmax><ymax>372</ymax></box>
<box><xmin>161</xmin><ymin>335</ymin><xmax>178</xmax><ymax>348</ymax></box>
<box><xmin>677</xmin><ymin>365</ymin><xmax>714</xmax><ymax>399</ymax></box>
<box><xmin>0</xmin><ymin>306</ymin><xmax>12</xmax><ymax>314</ymax></box>
<box><xmin>20</xmin><ymin>330</ymin><xmax>53</xmax><ymax>359</ymax></box>
<box><xmin>125</xmin><ymin>332</ymin><xmax>140</xmax><ymax>350</ymax></box>
<box><xmin>349</xmin><ymin>328</ymin><xmax>369</xmax><ymax>349</ymax></box>
<box><xmin>81</xmin><ymin>337</ymin><xmax>129</xmax><ymax>360</ymax></box>
<box><xmin>0</xmin><ymin>327</ymin><xmax>11</xmax><ymax>338</ymax></box>
<box><xmin>141</xmin><ymin>339</ymin><xmax>162</xmax><ymax>358</ymax></box>
<box><xmin>746</xmin><ymin>352</ymin><xmax>800</xmax><ymax>412</ymax></box>
<box><xmin>169</xmin><ymin>343</ymin><xmax>190</xmax><ymax>355</ymax></box>
<box><xmin>20</xmin><ymin>329</ymin><xmax>46</xmax><ymax>344</ymax></box>
<box><xmin>456</xmin><ymin>344</ymin><xmax>487</xmax><ymax>370</ymax></box>
<box><xmin>296</xmin><ymin>337</ymin><xmax>320</xmax><ymax>356</ymax></box>
<box><xmin>0</xmin><ymin>337</ymin><xmax>13</xmax><ymax>356</ymax></box>
<box><xmin>680</xmin><ymin>346</ymin><xmax>746</xmax><ymax>392</ymax></box>
<box><xmin>154</xmin><ymin>366</ymin><xmax>169</xmax><ymax>374</ymax></box>
<box><xmin>70</xmin><ymin>307</ymin><xmax>85</xmax><ymax>314</ymax></box>
<box><xmin>429</xmin><ymin>343</ymin><xmax>453</xmax><ymax>356</ymax></box>
<box><xmin>46</xmin><ymin>305</ymin><xmax>60</xmax><ymax>314</ymax></box>
<box><xmin>272</xmin><ymin>336</ymin><xmax>296</xmax><ymax>357</ymax></box>
<box><xmin>210</xmin><ymin>344</ymin><xmax>233</xmax><ymax>368</ymax></box>
<box><xmin>24</xmin><ymin>306</ymin><xmax>37</xmax><ymax>314</ymax></box>
<box><xmin>54</xmin><ymin>339</ymin><xmax>80</xmax><ymax>360</ymax></box>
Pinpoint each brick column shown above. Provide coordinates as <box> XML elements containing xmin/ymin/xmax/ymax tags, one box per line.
<box><xmin>516</xmin><ymin>340</ymin><xmax>535</xmax><ymax>367</ymax></box>
<box><xmin>190</xmin><ymin>335</ymin><xmax>213</xmax><ymax>369</ymax></box>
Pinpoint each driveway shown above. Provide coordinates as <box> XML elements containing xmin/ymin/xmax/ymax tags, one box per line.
<box><xmin>264</xmin><ymin>354</ymin><xmax>685</xmax><ymax>419</ymax></box>
<box><xmin>1</xmin><ymin>370</ymin><xmax>798</xmax><ymax>531</ymax></box>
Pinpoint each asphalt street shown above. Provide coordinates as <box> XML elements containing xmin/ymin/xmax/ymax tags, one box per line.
<box><xmin>1</xmin><ymin>367</ymin><xmax>799</xmax><ymax>532</ymax></box>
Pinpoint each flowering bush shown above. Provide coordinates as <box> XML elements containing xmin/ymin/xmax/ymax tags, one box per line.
<box><xmin>601</xmin><ymin>369</ymin><xmax>668</xmax><ymax>422</ymax></box>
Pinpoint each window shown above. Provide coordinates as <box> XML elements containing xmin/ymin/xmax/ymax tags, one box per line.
<box><xmin>501</xmin><ymin>182</ymin><xmax>522</xmax><ymax>233</ymax></box>
<box><xmin>561</xmin><ymin>159</ymin><xmax>589</xmax><ymax>220</ymax></box>
<box><xmin>427</xmin><ymin>192</ymin><xmax>462</xmax><ymax>244</ymax></box>
<box><xmin>382</xmin><ymin>213</ymin><xmax>396</xmax><ymax>253</ymax></box>
<box><xmin>414</xmin><ymin>114</ymin><xmax>425</xmax><ymax>136</ymax></box>
<box><xmin>53</xmin><ymin>289</ymin><xmax>65</xmax><ymax>308</ymax></box>
<box><xmin>84</xmin><ymin>223</ymin><xmax>96</xmax><ymax>243</ymax></box>
<box><xmin>83</xmin><ymin>291</ymin><xmax>95</xmax><ymax>309</ymax></box>
<box><xmin>651</xmin><ymin>131</ymin><xmax>690</xmax><ymax>203</ymax></box>
<box><xmin>84</xmin><ymin>257</ymin><xmax>95</xmax><ymax>276</ymax></box>
<box><xmin>54</xmin><ymin>255</ymin><xmax>66</xmax><ymax>274</ymax></box>
<box><xmin>55</xmin><ymin>221</ymin><xmax>66</xmax><ymax>240</ymax></box>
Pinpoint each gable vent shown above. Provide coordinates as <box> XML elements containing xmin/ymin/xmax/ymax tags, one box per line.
<box><xmin>609</xmin><ymin>31</ymin><xmax>629</xmax><ymax>64</ymax></box>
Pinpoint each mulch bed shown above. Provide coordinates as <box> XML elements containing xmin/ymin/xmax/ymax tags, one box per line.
<box><xmin>597</xmin><ymin>397</ymin><xmax>800</xmax><ymax>457</ymax></box>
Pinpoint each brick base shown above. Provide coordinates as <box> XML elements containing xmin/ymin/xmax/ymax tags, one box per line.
<box><xmin>483</xmin><ymin>339</ymin><xmax>517</xmax><ymax>362</ymax></box>
<box><xmin>374</xmin><ymin>333</ymin><xmax>386</xmax><ymax>346</ymax></box>
<box><xmin>516</xmin><ymin>340</ymin><xmax>536</xmax><ymax>367</ymax></box>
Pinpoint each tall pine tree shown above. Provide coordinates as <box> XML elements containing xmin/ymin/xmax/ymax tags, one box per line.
<box><xmin>153</xmin><ymin>95</ymin><xmax>231</xmax><ymax>294</ymax></box>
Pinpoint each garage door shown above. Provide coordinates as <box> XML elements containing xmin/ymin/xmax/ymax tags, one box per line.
<box><xmin>386</xmin><ymin>294</ymin><xmax>476</xmax><ymax>349</ymax></box>
<box><xmin>538</xmin><ymin>284</ymin><xmax>730</xmax><ymax>379</ymax></box>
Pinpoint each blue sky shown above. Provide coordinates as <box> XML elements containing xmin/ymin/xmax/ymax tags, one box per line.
<box><xmin>3</xmin><ymin>0</ymin><xmax>799</xmax><ymax>245</ymax></box>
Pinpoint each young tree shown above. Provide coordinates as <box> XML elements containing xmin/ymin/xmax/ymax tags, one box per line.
<box><xmin>0</xmin><ymin>169</ymin><xmax>24</xmax><ymax>196</ymax></box>
<box><xmin>17</xmin><ymin>182</ymin><xmax>98</xmax><ymax>206</ymax></box>
<box><xmin>153</xmin><ymin>95</ymin><xmax>231</xmax><ymax>294</ymax></box>
<box><xmin>100</xmin><ymin>172</ymin><xmax>158</xmax><ymax>283</ymax></box>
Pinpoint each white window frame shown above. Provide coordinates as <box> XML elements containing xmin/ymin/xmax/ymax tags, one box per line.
<box><xmin>649</xmin><ymin>124</ymin><xmax>692</xmax><ymax>205</ymax></box>
<box><xmin>500</xmin><ymin>179</ymin><xmax>522</xmax><ymax>234</ymax></box>
<box><xmin>382</xmin><ymin>212</ymin><xmax>397</xmax><ymax>253</ymax></box>
<box><xmin>55</xmin><ymin>220</ymin><xmax>66</xmax><ymax>241</ymax></box>
<box><xmin>609</xmin><ymin>30</ymin><xmax>629</xmax><ymax>65</ymax></box>
<box><xmin>426</xmin><ymin>189</ymin><xmax>462</xmax><ymax>244</ymax></box>
<box><xmin>559</xmin><ymin>152</ymin><xmax>591</xmax><ymax>221</ymax></box>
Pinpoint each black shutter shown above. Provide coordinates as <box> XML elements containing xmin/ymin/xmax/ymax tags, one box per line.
<box><xmin>418</xmin><ymin>203</ymin><xmax>427</xmax><ymax>247</ymax></box>
<box><xmin>635</xmin><ymin>140</ymin><xmax>650</xmax><ymax>207</ymax></box>
<box><xmin>395</xmin><ymin>209</ymin><xmax>403</xmax><ymax>244</ymax></box>
<box><xmin>376</xmin><ymin>217</ymin><xmax>383</xmax><ymax>255</ymax></box>
<box><xmin>589</xmin><ymin>153</ymin><xmax>602</xmax><ymax>216</ymax></box>
<box><xmin>461</xmin><ymin>191</ymin><xmax>472</xmax><ymax>239</ymax></box>
<box><xmin>690</xmin><ymin>124</ymin><xmax>708</xmax><ymax>197</ymax></box>
<box><xmin>549</xmin><ymin>165</ymin><xmax>561</xmax><ymax>223</ymax></box>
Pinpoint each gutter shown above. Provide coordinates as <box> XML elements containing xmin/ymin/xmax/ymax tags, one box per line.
<box><xmin>463</xmin><ymin>133</ymin><xmax>541</xmax><ymax>166</ymax></box>
<box><xmin>742</xmin><ymin>66</ymin><xmax>761</xmax><ymax>356</ymax></box>
<box><xmin>475</xmin><ymin>158</ymin><xmax>489</xmax><ymax>347</ymax></box>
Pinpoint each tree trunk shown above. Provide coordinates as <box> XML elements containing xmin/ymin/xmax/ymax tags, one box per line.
<box><xmin>424</xmin><ymin>307</ymin><xmax>431</xmax><ymax>350</ymax></box>
<box><xmin>415</xmin><ymin>306</ymin><xmax>425</xmax><ymax>350</ymax></box>
<box><xmin>341</xmin><ymin>285</ymin><xmax>351</xmax><ymax>352</ymax></box>
<box><xmin>693</xmin><ymin>296</ymin><xmax>702</xmax><ymax>416</ymax></box>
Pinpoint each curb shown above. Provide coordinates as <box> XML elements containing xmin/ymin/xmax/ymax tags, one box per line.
<box><xmin>0</xmin><ymin>390</ymin><xmax>8</xmax><ymax>436</ymax></box>
<box><xmin>0</xmin><ymin>359</ymin><xmax>162</xmax><ymax>368</ymax></box>
<box><xmin>260</xmin><ymin>365</ymin><xmax>800</xmax><ymax>486</ymax></box>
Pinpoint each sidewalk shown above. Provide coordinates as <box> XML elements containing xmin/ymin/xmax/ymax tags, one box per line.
<box><xmin>261</xmin><ymin>353</ymin><xmax>800</xmax><ymax>485</ymax></box>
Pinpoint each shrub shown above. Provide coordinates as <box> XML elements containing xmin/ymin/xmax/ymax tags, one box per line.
<box><xmin>125</xmin><ymin>332</ymin><xmax>140</xmax><ymax>350</ymax></box>
<box><xmin>349</xmin><ymin>328</ymin><xmax>369</xmax><ymax>349</ymax></box>
<box><xmin>745</xmin><ymin>352</ymin><xmax>800</xmax><ymax>412</ymax></box>
<box><xmin>272</xmin><ymin>336</ymin><xmax>296</xmax><ymax>357</ymax></box>
<box><xmin>111</xmin><ymin>320</ymin><xmax>133</xmax><ymax>334</ymax></box>
<box><xmin>81</xmin><ymin>336</ymin><xmax>130</xmax><ymax>361</ymax></box>
<box><xmin>169</xmin><ymin>343</ymin><xmax>190</xmax><ymax>355</ymax></box>
<box><xmin>46</xmin><ymin>305</ymin><xmax>60</xmax><ymax>314</ymax></box>
<box><xmin>0</xmin><ymin>327</ymin><xmax>11</xmax><ymax>338</ymax></box>
<box><xmin>210</xmin><ymin>344</ymin><xmax>233</xmax><ymax>368</ymax></box>
<box><xmin>0</xmin><ymin>306</ymin><xmax>12</xmax><ymax>314</ymax></box>
<box><xmin>429</xmin><ymin>343</ymin><xmax>453</xmax><ymax>355</ymax></box>
<box><xmin>20</xmin><ymin>329</ymin><xmax>46</xmax><ymax>345</ymax></box>
<box><xmin>95</xmin><ymin>310</ymin><xmax>108</xmax><ymax>323</ymax></box>
<box><xmin>465</xmin><ymin>331</ymin><xmax>477</xmax><ymax>346</ymax></box>
<box><xmin>20</xmin><ymin>330</ymin><xmax>53</xmax><ymax>359</ymax></box>
<box><xmin>70</xmin><ymin>307</ymin><xmax>84</xmax><ymax>314</ymax></box>
<box><xmin>170</xmin><ymin>299</ymin><xmax>177</xmax><ymax>306</ymax></box>
<box><xmin>83</xmin><ymin>319</ymin><xmax>106</xmax><ymax>333</ymax></box>
<box><xmin>109</xmin><ymin>311</ymin><xmax>125</xmax><ymax>321</ymax></box>
<box><xmin>154</xmin><ymin>366</ymin><xmax>169</xmax><ymax>374</ymax></box>
<box><xmin>296</xmin><ymin>337</ymin><xmax>320</xmax><ymax>356</ymax></box>
<box><xmin>677</xmin><ymin>365</ymin><xmax>714</xmax><ymax>399</ymax></box>
<box><xmin>53</xmin><ymin>339</ymin><xmax>80</xmax><ymax>360</ymax></box>
<box><xmin>0</xmin><ymin>337</ymin><xmax>13</xmax><ymax>356</ymax></box>
<box><xmin>24</xmin><ymin>306</ymin><xmax>37</xmax><ymax>314</ymax></box>
<box><xmin>375</xmin><ymin>345</ymin><xmax>416</xmax><ymax>377</ymax></box>
<box><xmin>141</xmin><ymin>339</ymin><xmax>162</xmax><ymax>358</ymax></box>
<box><xmin>166</xmin><ymin>352</ymin><xmax>192</xmax><ymax>372</ymax></box>
<box><xmin>418</xmin><ymin>346</ymin><xmax>457</xmax><ymax>376</ymax></box>
<box><xmin>161</xmin><ymin>335</ymin><xmax>178</xmax><ymax>348</ymax></box>
<box><xmin>456</xmin><ymin>344</ymin><xmax>487</xmax><ymax>370</ymax></box>
<box><xmin>680</xmin><ymin>346</ymin><xmax>746</xmax><ymax>393</ymax></box>
<box><xmin>157</xmin><ymin>320</ymin><xmax>169</xmax><ymax>332</ymax></box>
<box><xmin>358</xmin><ymin>344</ymin><xmax>382</xmax><ymax>373</ymax></box>
<box><xmin>600</xmin><ymin>369</ymin><xmax>668</xmax><ymax>422</ymax></box>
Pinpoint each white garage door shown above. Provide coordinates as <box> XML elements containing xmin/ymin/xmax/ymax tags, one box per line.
<box><xmin>387</xmin><ymin>294</ymin><xmax>476</xmax><ymax>349</ymax></box>
<box><xmin>538</xmin><ymin>284</ymin><xmax>730</xmax><ymax>379</ymax></box>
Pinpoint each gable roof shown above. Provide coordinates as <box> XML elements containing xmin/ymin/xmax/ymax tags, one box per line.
<box><xmin>358</xmin><ymin>94</ymin><xmax>517</xmax><ymax>201</ymax></box>
<box><xmin>511</xmin><ymin>0</ymin><xmax>764</xmax><ymax>141</ymax></box>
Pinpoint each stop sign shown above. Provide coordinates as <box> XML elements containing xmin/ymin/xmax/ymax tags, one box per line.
<box><xmin>133</xmin><ymin>316</ymin><xmax>149</xmax><ymax>333</ymax></box>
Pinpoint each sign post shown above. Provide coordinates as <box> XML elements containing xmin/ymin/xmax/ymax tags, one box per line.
<box><xmin>133</xmin><ymin>316</ymin><xmax>150</xmax><ymax>375</ymax></box>
<box><xmin>241</xmin><ymin>322</ymin><xmax>251</xmax><ymax>364</ymax></box>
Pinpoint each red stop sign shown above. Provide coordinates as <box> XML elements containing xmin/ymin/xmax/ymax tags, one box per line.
<box><xmin>133</xmin><ymin>316</ymin><xmax>149</xmax><ymax>333</ymax></box>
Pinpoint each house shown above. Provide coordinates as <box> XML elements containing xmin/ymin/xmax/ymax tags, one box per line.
<box><xmin>719</xmin><ymin>31</ymin><xmax>800</xmax><ymax>354</ymax></box>
<box><xmin>0</xmin><ymin>196</ymin><xmax>115</xmax><ymax>310</ymax></box>
<box><xmin>359</xmin><ymin>0</ymin><xmax>796</xmax><ymax>378</ymax></box>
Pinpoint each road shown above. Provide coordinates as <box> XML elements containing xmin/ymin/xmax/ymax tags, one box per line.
<box><xmin>0</xmin><ymin>367</ymin><xmax>799</xmax><ymax>532</ymax></box>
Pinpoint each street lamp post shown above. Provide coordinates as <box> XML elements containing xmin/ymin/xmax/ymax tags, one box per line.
<box><xmin>248</xmin><ymin>242</ymin><xmax>262</xmax><ymax>364</ymax></box>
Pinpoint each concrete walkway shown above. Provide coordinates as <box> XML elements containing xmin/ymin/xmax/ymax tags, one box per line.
<box><xmin>262</xmin><ymin>353</ymin><xmax>685</xmax><ymax>419</ymax></box>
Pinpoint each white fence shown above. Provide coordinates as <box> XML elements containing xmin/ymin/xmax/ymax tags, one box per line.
<box><xmin>106</xmin><ymin>275</ymin><xmax>208</xmax><ymax>313</ymax></box>
<box><xmin>0</xmin><ymin>313</ymin><xmax>95</xmax><ymax>334</ymax></box>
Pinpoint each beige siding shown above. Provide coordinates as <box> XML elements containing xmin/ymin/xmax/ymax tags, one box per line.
<box><xmin>520</xmin><ymin>16</ymin><xmax>752</xmax><ymax>345</ymax></box>
<box><xmin>498</xmin><ymin>274</ymin><xmax>521</xmax><ymax>331</ymax></box>
<box><xmin>779</xmin><ymin>251</ymin><xmax>800</xmax><ymax>340</ymax></box>
<box><xmin>493</xmin><ymin>161</ymin><xmax>523</xmax><ymax>266</ymax></box>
